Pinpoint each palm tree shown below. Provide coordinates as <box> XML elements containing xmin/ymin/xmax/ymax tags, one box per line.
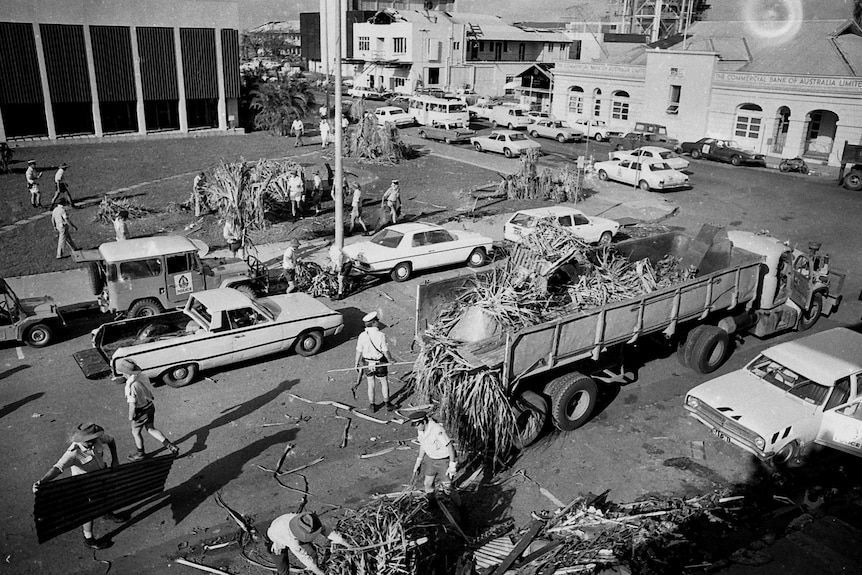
<box><xmin>249</xmin><ymin>75</ymin><xmax>316</xmax><ymax>136</ymax></box>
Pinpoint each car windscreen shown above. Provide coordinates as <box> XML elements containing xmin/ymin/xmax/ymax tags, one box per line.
<box><xmin>370</xmin><ymin>229</ymin><xmax>404</xmax><ymax>248</ymax></box>
<box><xmin>658</xmin><ymin>151</ymin><xmax>673</xmax><ymax>159</ymax></box>
<box><xmin>647</xmin><ymin>163</ymin><xmax>673</xmax><ymax>171</ymax></box>
<box><xmin>509</xmin><ymin>213</ymin><xmax>536</xmax><ymax>227</ymax></box>
<box><xmin>509</xmin><ymin>133</ymin><xmax>528</xmax><ymax>141</ymax></box>
<box><xmin>747</xmin><ymin>354</ymin><xmax>831</xmax><ymax>405</ymax></box>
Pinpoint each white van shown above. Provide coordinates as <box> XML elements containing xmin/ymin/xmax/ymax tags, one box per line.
<box><xmin>488</xmin><ymin>106</ymin><xmax>530</xmax><ymax>130</ymax></box>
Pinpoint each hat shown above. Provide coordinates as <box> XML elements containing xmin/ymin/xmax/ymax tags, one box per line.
<box><xmin>27</xmin><ymin>159</ymin><xmax>36</xmax><ymax>165</ymax></box>
<box><xmin>408</xmin><ymin>411</ymin><xmax>429</xmax><ymax>425</ymax></box>
<box><xmin>391</xmin><ymin>179</ymin><xmax>399</xmax><ymax>184</ymax></box>
<box><xmin>289</xmin><ymin>239</ymin><xmax>300</xmax><ymax>248</ymax></box>
<box><xmin>362</xmin><ymin>311</ymin><xmax>378</xmax><ymax>323</ymax></box>
<box><xmin>59</xmin><ymin>163</ymin><xmax>68</xmax><ymax>169</ymax></box>
<box><xmin>289</xmin><ymin>513</ymin><xmax>322</xmax><ymax>543</ymax></box>
<box><xmin>72</xmin><ymin>422</ymin><xmax>105</xmax><ymax>443</ymax></box>
<box><xmin>115</xmin><ymin>358</ymin><xmax>140</xmax><ymax>376</ymax></box>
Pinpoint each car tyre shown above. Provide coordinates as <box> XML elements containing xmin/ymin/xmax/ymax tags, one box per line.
<box><xmin>530</xmin><ymin>130</ymin><xmax>539</xmax><ymax>138</ymax></box>
<box><xmin>638</xmin><ymin>180</ymin><xmax>651</xmax><ymax>192</ymax></box>
<box><xmin>594</xmin><ymin>133</ymin><xmax>604</xmax><ymax>142</ymax></box>
<box><xmin>691</xmin><ymin>149</ymin><xmax>702</xmax><ymax>159</ymax></box>
<box><xmin>798</xmin><ymin>292</ymin><xmax>823</xmax><ymax>331</ymax></box>
<box><xmin>444</xmin><ymin>137</ymin><xmax>452</xmax><ymax>145</ymax></box>
<box><xmin>503</xmin><ymin>147</ymin><xmax>514</xmax><ymax>158</ymax></box>
<box><xmin>418</xmin><ymin>130</ymin><xmax>427</xmax><ymax>139</ymax></box>
<box><xmin>491</xmin><ymin>120</ymin><xmax>498</xmax><ymax>128</ymax></box>
<box><xmin>731</xmin><ymin>155</ymin><xmax>742</xmax><ymax>166</ymax></box>
<box><xmin>598</xmin><ymin>170</ymin><xmax>609</xmax><ymax>181</ymax></box>
<box><xmin>556</xmin><ymin>134</ymin><xmax>567</xmax><ymax>143</ymax></box>
<box><xmin>162</xmin><ymin>363</ymin><xmax>199</xmax><ymax>388</ymax></box>
<box><xmin>295</xmin><ymin>329</ymin><xmax>324</xmax><ymax>357</ymax></box>
<box><xmin>25</xmin><ymin>323</ymin><xmax>53</xmax><ymax>348</ymax></box>
<box><xmin>598</xmin><ymin>231</ymin><xmax>613</xmax><ymax>245</ymax></box>
<box><xmin>546</xmin><ymin>372</ymin><xmax>598</xmax><ymax>431</ymax></box>
<box><xmin>514</xmin><ymin>390</ymin><xmax>548</xmax><ymax>448</ymax></box>
<box><xmin>129</xmin><ymin>298</ymin><xmax>164</xmax><ymax>318</ymax></box>
<box><xmin>508</xmin><ymin>123</ymin><xmax>516</xmax><ymax>130</ymax></box>
<box><xmin>843</xmin><ymin>172</ymin><xmax>862</xmax><ymax>191</ymax></box>
<box><xmin>391</xmin><ymin>262</ymin><xmax>412</xmax><ymax>282</ymax></box>
<box><xmin>473</xmin><ymin>142</ymin><xmax>483</xmax><ymax>152</ymax></box>
<box><xmin>779</xmin><ymin>162</ymin><xmax>790</xmax><ymax>172</ymax></box>
<box><xmin>772</xmin><ymin>441</ymin><xmax>799</xmax><ymax>467</ymax></box>
<box><xmin>467</xmin><ymin>247</ymin><xmax>487</xmax><ymax>268</ymax></box>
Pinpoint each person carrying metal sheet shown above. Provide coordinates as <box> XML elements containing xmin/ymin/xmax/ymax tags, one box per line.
<box><xmin>32</xmin><ymin>422</ymin><xmax>125</xmax><ymax>549</ymax></box>
<box><xmin>267</xmin><ymin>512</ymin><xmax>348</xmax><ymax>575</ymax></box>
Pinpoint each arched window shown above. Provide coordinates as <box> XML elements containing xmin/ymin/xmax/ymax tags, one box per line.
<box><xmin>593</xmin><ymin>88</ymin><xmax>602</xmax><ymax>117</ymax></box>
<box><xmin>612</xmin><ymin>90</ymin><xmax>630</xmax><ymax>120</ymax></box>
<box><xmin>567</xmin><ymin>86</ymin><xmax>584</xmax><ymax>115</ymax></box>
<box><xmin>734</xmin><ymin>103</ymin><xmax>763</xmax><ymax>139</ymax></box>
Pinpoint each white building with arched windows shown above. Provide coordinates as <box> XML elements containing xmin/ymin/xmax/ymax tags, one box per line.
<box><xmin>551</xmin><ymin>18</ymin><xmax>862</xmax><ymax>166</ymax></box>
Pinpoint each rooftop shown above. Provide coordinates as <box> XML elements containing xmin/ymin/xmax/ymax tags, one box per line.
<box><xmin>99</xmin><ymin>236</ymin><xmax>199</xmax><ymax>262</ymax></box>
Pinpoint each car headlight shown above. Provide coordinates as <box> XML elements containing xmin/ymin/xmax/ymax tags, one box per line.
<box><xmin>686</xmin><ymin>395</ymin><xmax>699</xmax><ymax>409</ymax></box>
<box><xmin>755</xmin><ymin>436</ymin><xmax>766</xmax><ymax>450</ymax></box>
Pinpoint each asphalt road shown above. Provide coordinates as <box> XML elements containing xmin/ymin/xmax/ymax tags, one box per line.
<box><xmin>3</xmin><ymin>128</ymin><xmax>862</xmax><ymax>574</ymax></box>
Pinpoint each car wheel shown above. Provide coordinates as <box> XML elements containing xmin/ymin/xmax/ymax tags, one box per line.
<box><xmin>731</xmin><ymin>155</ymin><xmax>742</xmax><ymax>166</ymax></box>
<box><xmin>772</xmin><ymin>441</ymin><xmax>799</xmax><ymax>467</ymax></box>
<box><xmin>598</xmin><ymin>231</ymin><xmax>613</xmax><ymax>245</ymax></box>
<box><xmin>162</xmin><ymin>363</ymin><xmax>199</xmax><ymax>388</ymax></box>
<box><xmin>556</xmin><ymin>134</ymin><xmax>567</xmax><ymax>143</ymax></box>
<box><xmin>507</xmin><ymin>123</ymin><xmax>515</xmax><ymax>130</ymax></box>
<box><xmin>598</xmin><ymin>169</ymin><xmax>609</xmax><ymax>181</ymax></box>
<box><xmin>294</xmin><ymin>329</ymin><xmax>324</xmax><ymax>357</ymax></box>
<box><xmin>491</xmin><ymin>120</ymin><xmax>498</xmax><ymax>128</ymax></box>
<box><xmin>779</xmin><ymin>162</ymin><xmax>790</xmax><ymax>172</ymax></box>
<box><xmin>638</xmin><ymin>180</ymin><xmax>651</xmax><ymax>192</ymax></box>
<box><xmin>129</xmin><ymin>298</ymin><xmax>164</xmax><ymax>318</ymax></box>
<box><xmin>24</xmin><ymin>323</ymin><xmax>53</xmax><ymax>348</ymax></box>
<box><xmin>474</xmin><ymin>142</ymin><xmax>483</xmax><ymax>152</ymax></box>
<box><xmin>844</xmin><ymin>172</ymin><xmax>862</xmax><ymax>191</ymax></box>
<box><xmin>801</xmin><ymin>165</ymin><xmax>809</xmax><ymax>174</ymax></box>
<box><xmin>444</xmin><ymin>137</ymin><xmax>452</xmax><ymax>145</ymax></box>
<box><xmin>503</xmin><ymin>147</ymin><xmax>514</xmax><ymax>158</ymax></box>
<box><xmin>530</xmin><ymin>130</ymin><xmax>539</xmax><ymax>138</ymax></box>
<box><xmin>594</xmin><ymin>133</ymin><xmax>604</xmax><ymax>142</ymax></box>
<box><xmin>798</xmin><ymin>292</ymin><xmax>823</xmax><ymax>331</ymax></box>
<box><xmin>418</xmin><ymin>130</ymin><xmax>427</xmax><ymax>139</ymax></box>
<box><xmin>467</xmin><ymin>247</ymin><xmax>487</xmax><ymax>268</ymax></box>
<box><xmin>691</xmin><ymin>149</ymin><xmax>702</xmax><ymax>159</ymax></box>
<box><xmin>391</xmin><ymin>262</ymin><xmax>412</xmax><ymax>282</ymax></box>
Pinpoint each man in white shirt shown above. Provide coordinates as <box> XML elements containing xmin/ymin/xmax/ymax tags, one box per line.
<box><xmin>319</xmin><ymin>118</ymin><xmax>330</xmax><ymax>148</ymax></box>
<box><xmin>288</xmin><ymin>171</ymin><xmax>304</xmax><ymax>219</ymax></box>
<box><xmin>328</xmin><ymin>241</ymin><xmax>352</xmax><ymax>300</ymax></box>
<box><xmin>25</xmin><ymin>159</ymin><xmax>42</xmax><ymax>208</ymax></box>
<box><xmin>354</xmin><ymin>311</ymin><xmax>392</xmax><ymax>412</ymax></box>
<box><xmin>51</xmin><ymin>198</ymin><xmax>78</xmax><ymax>259</ymax></box>
<box><xmin>381</xmin><ymin>179</ymin><xmax>400</xmax><ymax>224</ymax></box>
<box><xmin>291</xmin><ymin>118</ymin><xmax>304</xmax><ymax>147</ymax></box>
<box><xmin>282</xmin><ymin>238</ymin><xmax>300</xmax><ymax>293</ymax></box>
<box><xmin>51</xmin><ymin>162</ymin><xmax>76</xmax><ymax>208</ymax></box>
<box><xmin>349</xmin><ymin>183</ymin><xmax>368</xmax><ymax>235</ymax></box>
<box><xmin>192</xmin><ymin>172</ymin><xmax>206</xmax><ymax>216</ymax></box>
<box><xmin>409</xmin><ymin>410</ymin><xmax>460</xmax><ymax>505</ymax></box>
<box><xmin>267</xmin><ymin>512</ymin><xmax>347</xmax><ymax>575</ymax></box>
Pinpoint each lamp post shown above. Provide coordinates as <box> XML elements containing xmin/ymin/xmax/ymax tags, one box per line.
<box><xmin>333</xmin><ymin>0</ymin><xmax>344</xmax><ymax>249</ymax></box>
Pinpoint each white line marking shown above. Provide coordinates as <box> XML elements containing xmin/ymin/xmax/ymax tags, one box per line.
<box><xmin>16</xmin><ymin>346</ymin><xmax>25</xmax><ymax>360</ymax></box>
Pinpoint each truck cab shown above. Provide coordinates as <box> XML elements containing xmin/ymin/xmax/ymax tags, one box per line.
<box><xmin>0</xmin><ymin>278</ymin><xmax>64</xmax><ymax>347</ymax></box>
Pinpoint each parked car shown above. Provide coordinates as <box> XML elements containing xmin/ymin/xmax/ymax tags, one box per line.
<box><xmin>593</xmin><ymin>157</ymin><xmax>690</xmax><ymax>191</ymax></box>
<box><xmin>385</xmin><ymin>94</ymin><xmax>412</xmax><ymax>111</ymax></box>
<box><xmin>611</xmin><ymin>146</ymin><xmax>690</xmax><ymax>171</ymax></box>
<box><xmin>685</xmin><ymin>328</ymin><xmax>862</xmax><ymax>464</ymax></box>
<box><xmin>573</xmin><ymin>119</ymin><xmax>623</xmax><ymax>142</ymax></box>
<box><xmin>488</xmin><ymin>106</ymin><xmax>531</xmax><ymax>130</ymax></box>
<box><xmin>680</xmin><ymin>138</ymin><xmax>767</xmax><ymax>166</ymax></box>
<box><xmin>504</xmin><ymin>206</ymin><xmax>619</xmax><ymax>245</ymax></box>
<box><xmin>417</xmin><ymin>121</ymin><xmax>476</xmax><ymax>144</ymax></box>
<box><xmin>84</xmin><ymin>288</ymin><xmax>344</xmax><ymax>386</ymax></box>
<box><xmin>0</xmin><ymin>278</ymin><xmax>64</xmax><ymax>347</ymax></box>
<box><xmin>374</xmin><ymin>106</ymin><xmax>414</xmax><ymax>127</ymax></box>
<box><xmin>467</xmin><ymin>101</ymin><xmax>495</xmax><ymax>120</ymax></box>
<box><xmin>526</xmin><ymin>111</ymin><xmax>553</xmax><ymax>124</ymax></box>
<box><xmin>342</xmin><ymin>222</ymin><xmax>493</xmax><ymax>282</ymax></box>
<box><xmin>609</xmin><ymin>132</ymin><xmax>680</xmax><ymax>152</ymax></box>
<box><xmin>528</xmin><ymin>119</ymin><xmax>585</xmax><ymax>143</ymax></box>
<box><xmin>470</xmin><ymin>130</ymin><xmax>542</xmax><ymax>158</ymax></box>
<box><xmin>347</xmin><ymin>87</ymin><xmax>390</xmax><ymax>101</ymax></box>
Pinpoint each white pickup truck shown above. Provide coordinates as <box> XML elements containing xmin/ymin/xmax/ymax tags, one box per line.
<box><xmin>685</xmin><ymin>327</ymin><xmax>862</xmax><ymax>465</ymax></box>
<box><xmin>75</xmin><ymin>288</ymin><xmax>344</xmax><ymax>387</ymax></box>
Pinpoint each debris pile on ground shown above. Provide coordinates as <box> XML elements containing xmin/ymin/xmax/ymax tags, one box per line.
<box><xmin>295</xmin><ymin>260</ymin><xmax>340</xmax><ymax>298</ymax></box>
<box><xmin>496</xmin><ymin>150</ymin><xmax>591</xmax><ymax>203</ymax></box>
<box><xmin>345</xmin><ymin>114</ymin><xmax>416</xmax><ymax>164</ymax></box>
<box><xmin>95</xmin><ymin>196</ymin><xmax>157</xmax><ymax>225</ymax></box>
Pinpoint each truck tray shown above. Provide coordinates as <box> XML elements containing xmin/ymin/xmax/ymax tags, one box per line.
<box><xmin>72</xmin><ymin>347</ymin><xmax>111</xmax><ymax>380</ymax></box>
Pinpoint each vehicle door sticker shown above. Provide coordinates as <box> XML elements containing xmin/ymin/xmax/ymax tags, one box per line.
<box><xmin>174</xmin><ymin>272</ymin><xmax>193</xmax><ymax>294</ymax></box>
<box><xmin>702</xmin><ymin>144</ymin><xmax>710</xmax><ymax>154</ymax></box>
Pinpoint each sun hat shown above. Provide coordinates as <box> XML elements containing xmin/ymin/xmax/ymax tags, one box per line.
<box><xmin>289</xmin><ymin>513</ymin><xmax>322</xmax><ymax>543</ymax></box>
<box><xmin>391</xmin><ymin>179</ymin><xmax>399</xmax><ymax>184</ymax></box>
<box><xmin>407</xmin><ymin>410</ymin><xmax>429</xmax><ymax>425</ymax></box>
<box><xmin>72</xmin><ymin>422</ymin><xmax>105</xmax><ymax>443</ymax></box>
<box><xmin>362</xmin><ymin>311</ymin><xmax>378</xmax><ymax>323</ymax></box>
<box><xmin>59</xmin><ymin>163</ymin><xmax>68</xmax><ymax>169</ymax></box>
<box><xmin>289</xmin><ymin>238</ymin><xmax>300</xmax><ymax>248</ymax></box>
<box><xmin>115</xmin><ymin>358</ymin><xmax>140</xmax><ymax>376</ymax></box>
<box><xmin>27</xmin><ymin>159</ymin><xmax>36</xmax><ymax>164</ymax></box>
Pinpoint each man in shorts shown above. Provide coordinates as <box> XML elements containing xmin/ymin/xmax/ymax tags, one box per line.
<box><xmin>118</xmin><ymin>359</ymin><xmax>180</xmax><ymax>461</ymax></box>
<box><xmin>282</xmin><ymin>238</ymin><xmax>300</xmax><ymax>293</ymax></box>
<box><xmin>349</xmin><ymin>182</ymin><xmax>368</xmax><ymax>234</ymax></box>
<box><xmin>354</xmin><ymin>311</ymin><xmax>392</xmax><ymax>412</ymax></box>
<box><xmin>408</xmin><ymin>410</ymin><xmax>460</xmax><ymax>506</ymax></box>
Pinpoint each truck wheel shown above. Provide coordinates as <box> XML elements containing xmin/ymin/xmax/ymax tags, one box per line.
<box><xmin>467</xmin><ymin>247</ymin><xmax>487</xmax><ymax>268</ymax></box>
<box><xmin>162</xmin><ymin>363</ymin><xmax>199</xmax><ymax>388</ymax></box>
<box><xmin>798</xmin><ymin>292</ymin><xmax>823</xmax><ymax>331</ymax></box>
<box><xmin>677</xmin><ymin>325</ymin><xmax>711</xmax><ymax>367</ymax></box>
<box><xmin>546</xmin><ymin>372</ymin><xmax>598</xmax><ymax>431</ymax></box>
<box><xmin>730</xmin><ymin>155</ymin><xmax>742</xmax><ymax>166</ymax></box>
<box><xmin>514</xmin><ymin>390</ymin><xmax>548</xmax><ymax>448</ymax></box>
<box><xmin>129</xmin><ymin>298</ymin><xmax>164</xmax><ymax>318</ymax></box>
<box><xmin>391</xmin><ymin>262</ymin><xmax>412</xmax><ymax>282</ymax></box>
<box><xmin>25</xmin><ymin>323</ymin><xmax>53</xmax><ymax>348</ymax></box>
<box><xmin>688</xmin><ymin>325</ymin><xmax>730</xmax><ymax>374</ymax></box>
<box><xmin>295</xmin><ymin>329</ymin><xmax>324</xmax><ymax>357</ymax></box>
<box><xmin>598</xmin><ymin>170</ymin><xmax>609</xmax><ymax>181</ymax></box>
<box><xmin>691</xmin><ymin>149</ymin><xmax>702</xmax><ymax>159</ymax></box>
<box><xmin>87</xmin><ymin>262</ymin><xmax>104</xmax><ymax>295</ymax></box>
<box><xmin>234</xmin><ymin>285</ymin><xmax>256</xmax><ymax>299</ymax></box>
<box><xmin>843</xmin><ymin>171</ymin><xmax>862</xmax><ymax>191</ymax></box>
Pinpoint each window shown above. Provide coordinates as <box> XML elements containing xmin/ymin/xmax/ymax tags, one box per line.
<box><xmin>557</xmin><ymin>215</ymin><xmax>572</xmax><ymax>226</ymax></box>
<box><xmin>567</xmin><ymin>87</ymin><xmax>584</xmax><ymax>114</ymax></box>
<box><xmin>393</xmin><ymin>37</ymin><xmax>407</xmax><ymax>53</ymax></box>
<box><xmin>735</xmin><ymin>115</ymin><xmax>761</xmax><ymax>138</ymax></box>
<box><xmin>167</xmin><ymin>254</ymin><xmax>196</xmax><ymax>274</ymax></box>
<box><xmin>426</xmin><ymin>230</ymin><xmax>454</xmax><ymax>244</ymax></box>
<box><xmin>568</xmin><ymin>40</ymin><xmax>582</xmax><ymax>60</ymax></box>
<box><xmin>548</xmin><ymin>43</ymin><xmax>555</xmax><ymax>52</ymax></box>
<box><xmin>358</xmin><ymin>36</ymin><xmax>370</xmax><ymax>51</ymax></box>
<box><xmin>453</xmin><ymin>41</ymin><xmax>460</xmax><ymax>50</ymax></box>
<box><xmin>593</xmin><ymin>88</ymin><xmax>602</xmax><ymax>117</ymax></box>
<box><xmin>227</xmin><ymin>307</ymin><xmax>265</xmax><ymax>330</ymax></box>
<box><xmin>826</xmin><ymin>377</ymin><xmax>852</xmax><ymax>411</ymax></box>
<box><xmin>573</xmin><ymin>214</ymin><xmax>589</xmax><ymax>225</ymax></box>
<box><xmin>612</xmin><ymin>91</ymin><xmax>630</xmax><ymax>120</ymax></box>
<box><xmin>505</xmin><ymin>75</ymin><xmax>515</xmax><ymax>95</ymax></box>
<box><xmin>393</xmin><ymin>77</ymin><xmax>406</xmax><ymax>88</ymax></box>
<box><xmin>119</xmin><ymin>258</ymin><xmax>162</xmax><ymax>280</ymax></box>
<box><xmin>479</xmin><ymin>41</ymin><xmax>484</xmax><ymax>51</ymax></box>
<box><xmin>427</xmin><ymin>67</ymin><xmax>440</xmax><ymax>85</ymax></box>
<box><xmin>503</xmin><ymin>41</ymin><xmax>508</xmax><ymax>52</ymax></box>
<box><xmin>667</xmin><ymin>84</ymin><xmax>681</xmax><ymax>114</ymax></box>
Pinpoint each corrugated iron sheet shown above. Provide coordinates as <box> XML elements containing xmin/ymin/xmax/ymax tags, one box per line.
<box><xmin>90</xmin><ymin>26</ymin><xmax>136</xmax><ymax>102</ymax></box>
<box><xmin>180</xmin><ymin>28</ymin><xmax>218</xmax><ymax>100</ymax></box>
<box><xmin>0</xmin><ymin>22</ymin><xmax>44</xmax><ymax>104</ymax></box>
<box><xmin>34</xmin><ymin>456</ymin><xmax>174</xmax><ymax>543</ymax></box>
<box><xmin>40</xmin><ymin>24</ymin><xmax>91</xmax><ymax>103</ymax></box>
<box><xmin>220</xmin><ymin>28</ymin><xmax>240</xmax><ymax>99</ymax></box>
<box><xmin>137</xmin><ymin>26</ymin><xmax>179</xmax><ymax>100</ymax></box>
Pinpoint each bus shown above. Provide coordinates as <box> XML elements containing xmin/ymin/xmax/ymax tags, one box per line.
<box><xmin>407</xmin><ymin>95</ymin><xmax>470</xmax><ymax>127</ymax></box>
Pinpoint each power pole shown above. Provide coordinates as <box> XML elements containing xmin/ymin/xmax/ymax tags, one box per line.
<box><xmin>333</xmin><ymin>0</ymin><xmax>345</xmax><ymax>249</ymax></box>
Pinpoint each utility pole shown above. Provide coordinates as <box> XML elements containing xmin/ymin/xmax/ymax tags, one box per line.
<box><xmin>333</xmin><ymin>0</ymin><xmax>344</xmax><ymax>249</ymax></box>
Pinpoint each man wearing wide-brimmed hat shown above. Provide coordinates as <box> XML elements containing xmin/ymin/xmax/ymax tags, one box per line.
<box><xmin>267</xmin><ymin>512</ymin><xmax>347</xmax><ymax>575</ymax></box>
<box><xmin>408</xmin><ymin>410</ymin><xmax>461</xmax><ymax>506</ymax></box>
<box><xmin>354</xmin><ymin>311</ymin><xmax>393</xmax><ymax>412</ymax></box>
<box><xmin>32</xmin><ymin>422</ymin><xmax>124</xmax><ymax>549</ymax></box>
<box><xmin>117</xmin><ymin>358</ymin><xmax>180</xmax><ymax>461</ymax></box>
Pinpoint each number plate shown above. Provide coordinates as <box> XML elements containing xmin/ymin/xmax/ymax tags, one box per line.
<box><xmin>712</xmin><ymin>429</ymin><xmax>731</xmax><ymax>443</ymax></box>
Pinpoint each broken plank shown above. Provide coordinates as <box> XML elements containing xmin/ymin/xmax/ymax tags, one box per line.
<box><xmin>490</xmin><ymin>518</ymin><xmax>545</xmax><ymax>575</ymax></box>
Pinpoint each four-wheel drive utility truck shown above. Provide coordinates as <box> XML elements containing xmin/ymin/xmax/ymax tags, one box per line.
<box><xmin>414</xmin><ymin>226</ymin><xmax>843</xmax><ymax>446</ymax></box>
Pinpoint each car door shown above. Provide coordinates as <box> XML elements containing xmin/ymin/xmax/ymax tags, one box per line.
<box><xmin>225</xmin><ymin>305</ymin><xmax>279</xmax><ymax>361</ymax></box>
<box><xmin>614</xmin><ymin>159</ymin><xmax>634</xmax><ymax>184</ymax></box>
<box><xmin>815</xmin><ymin>376</ymin><xmax>862</xmax><ymax>458</ymax></box>
<box><xmin>571</xmin><ymin>213</ymin><xmax>598</xmax><ymax>242</ymax></box>
<box><xmin>423</xmin><ymin>229</ymin><xmax>461</xmax><ymax>268</ymax></box>
<box><xmin>409</xmin><ymin>231</ymin><xmax>436</xmax><ymax>270</ymax></box>
<box><xmin>166</xmin><ymin>252</ymin><xmax>205</xmax><ymax>306</ymax></box>
<box><xmin>488</xmin><ymin>134</ymin><xmax>503</xmax><ymax>153</ymax></box>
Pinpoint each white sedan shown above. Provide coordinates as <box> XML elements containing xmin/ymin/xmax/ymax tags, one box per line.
<box><xmin>528</xmin><ymin>119</ymin><xmax>585</xmax><ymax>143</ymax></box>
<box><xmin>611</xmin><ymin>146</ymin><xmax>690</xmax><ymax>171</ymax></box>
<box><xmin>343</xmin><ymin>222</ymin><xmax>494</xmax><ymax>282</ymax></box>
<box><xmin>374</xmin><ymin>106</ymin><xmax>414</xmax><ymax>127</ymax></box>
<box><xmin>504</xmin><ymin>206</ymin><xmax>619</xmax><ymax>245</ymax></box>
<box><xmin>594</xmin><ymin>157</ymin><xmax>690</xmax><ymax>192</ymax></box>
<box><xmin>470</xmin><ymin>130</ymin><xmax>542</xmax><ymax>158</ymax></box>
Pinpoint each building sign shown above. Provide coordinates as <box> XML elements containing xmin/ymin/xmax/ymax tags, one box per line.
<box><xmin>557</xmin><ymin>62</ymin><xmax>645</xmax><ymax>80</ymax></box>
<box><xmin>714</xmin><ymin>71</ymin><xmax>862</xmax><ymax>94</ymax></box>
<box><xmin>174</xmin><ymin>273</ymin><xmax>193</xmax><ymax>294</ymax></box>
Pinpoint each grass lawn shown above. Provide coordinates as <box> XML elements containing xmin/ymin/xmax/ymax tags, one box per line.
<box><xmin>0</xmin><ymin>132</ymin><xmax>501</xmax><ymax>277</ymax></box>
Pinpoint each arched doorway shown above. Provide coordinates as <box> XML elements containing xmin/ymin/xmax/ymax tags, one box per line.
<box><xmin>772</xmin><ymin>106</ymin><xmax>790</xmax><ymax>154</ymax></box>
<box><xmin>567</xmin><ymin>86</ymin><xmax>584</xmax><ymax>116</ymax></box>
<box><xmin>733</xmin><ymin>103</ymin><xmax>763</xmax><ymax>151</ymax></box>
<box><xmin>803</xmin><ymin>109</ymin><xmax>839</xmax><ymax>159</ymax></box>
<box><xmin>592</xmin><ymin>88</ymin><xmax>602</xmax><ymax>118</ymax></box>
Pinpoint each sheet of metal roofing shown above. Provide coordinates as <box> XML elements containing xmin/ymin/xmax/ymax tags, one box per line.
<box><xmin>220</xmin><ymin>29</ymin><xmax>241</xmax><ymax>99</ymax></box>
<box><xmin>90</xmin><ymin>26</ymin><xmax>136</xmax><ymax>102</ymax></box>
<box><xmin>137</xmin><ymin>26</ymin><xmax>179</xmax><ymax>101</ymax></box>
<box><xmin>0</xmin><ymin>22</ymin><xmax>44</xmax><ymax>104</ymax></box>
<box><xmin>180</xmin><ymin>28</ymin><xmax>218</xmax><ymax>100</ymax></box>
<box><xmin>40</xmin><ymin>24</ymin><xmax>92</xmax><ymax>104</ymax></box>
<box><xmin>34</xmin><ymin>456</ymin><xmax>174</xmax><ymax>543</ymax></box>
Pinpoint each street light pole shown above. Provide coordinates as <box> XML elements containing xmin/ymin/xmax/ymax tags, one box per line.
<box><xmin>333</xmin><ymin>0</ymin><xmax>344</xmax><ymax>249</ymax></box>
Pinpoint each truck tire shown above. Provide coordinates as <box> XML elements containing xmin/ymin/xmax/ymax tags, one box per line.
<box><xmin>843</xmin><ymin>171</ymin><xmax>862</xmax><ymax>191</ymax></box>
<box><xmin>798</xmin><ymin>292</ymin><xmax>823</xmax><ymax>331</ymax></box>
<box><xmin>514</xmin><ymin>390</ymin><xmax>548</xmax><ymax>448</ymax></box>
<box><xmin>688</xmin><ymin>325</ymin><xmax>730</xmax><ymax>374</ymax></box>
<box><xmin>162</xmin><ymin>363</ymin><xmax>199</xmax><ymax>388</ymax></box>
<box><xmin>87</xmin><ymin>262</ymin><xmax>104</xmax><ymax>295</ymax></box>
<box><xmin>677</xmin><ymin>324</ymin><xmax>708</xmax><ymax>368</ymax></box>
<box><xmin>546</xmin><ymin>372</ymin><xmax>598</xmax><ymax>431</ymax></box>
<box><xmin>25</xmin><ymin>323</ymin><xmax>53</xmax><ymax>348</ymax></box>
<box><xmin>294</xmin><ymin>329</ymin><xmax>324</xmax><ymax>357</ymax></box>
<box><xmin>129</xmin><ymin>298</ymin><xmax>164</xmax><ymax>318</ymax></box>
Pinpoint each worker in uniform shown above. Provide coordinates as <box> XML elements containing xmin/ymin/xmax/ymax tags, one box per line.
<box><xmin>381</xmin><ymin>179</ymin><xmax>401</xmax><ymax>224</ymax></box>
<box><xmin>282</xmin><ymin>238</ymin><xmax>300</xmax><ymax>293</ymax></box>
<box><xmin>354</xmin><ymin>311</ymin><xmax>392</xmax><ymax>412</ymax></box>
<box><xmin>25</xmin><ymin>159</ymin><xmax>43</xmax><ymax>208</ymax></box>
<box><xmin>267</xmin><ymin>512</ymin><xmax>347</xmax><ymax>575</ymax></box>
<box><xmin>408</xmin><ymin>410</ymin><xmax>461</xmax><ymax>506</ymax></box>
